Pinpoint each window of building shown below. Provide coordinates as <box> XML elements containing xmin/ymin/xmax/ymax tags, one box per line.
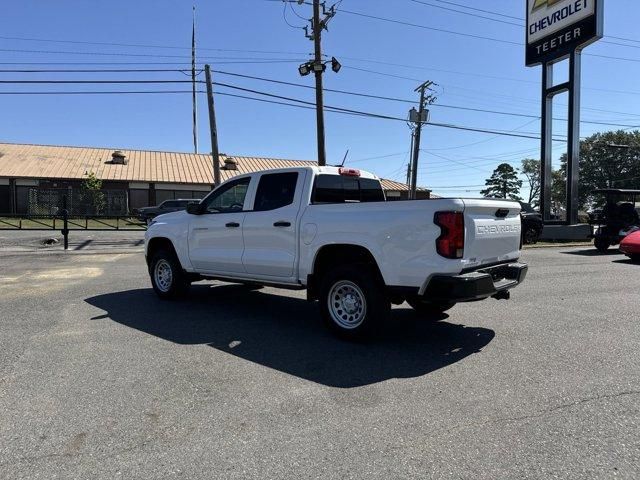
<box><xmin>253</xmin><ymin>172</ymin><xmax>298</xmax><ymax>211</ymax></box>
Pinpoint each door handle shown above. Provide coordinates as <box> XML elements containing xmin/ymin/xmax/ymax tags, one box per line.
<box><xmin>273</xmin><ymin>221</ymin><xmax>291</xmax><ymax>228</ymax></box>
<box><xmin>225</xmin><ymin>222</ymin><xmax>240</xmax><ymax>228</ymax></box>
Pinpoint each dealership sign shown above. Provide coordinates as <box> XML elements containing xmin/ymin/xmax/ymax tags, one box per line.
<box><xmin>526</xmin><ymin>0</ymin><xmax>603</xmax><ymax>66</ymax></box>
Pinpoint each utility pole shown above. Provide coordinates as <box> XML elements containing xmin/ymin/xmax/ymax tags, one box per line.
<box><xmin>312</xmin><ymin>0</ymin><xmax>326</xmax><ymax>166</ymax></box>
<box><xmin>204</xmin><ymin>64</ymin><xmax>221</xmax><ymax>187</ymax></box>
<box><xmin>408</xmin><ymin>81</ymin><xmax>436</xmax><ymax>199</ymax></box>
<box><xmin>406</xmin><ymin>132</ymin><xmax>414</xmax><ymax>186</ymax></box>
<box><xmin>296</xmin><ymin>1</ymin><xmax>339</xmax><ymax>167</ymax></box>
<box><xmin>191</xmin><ymin>5</ymin><xmax>198</xmax><ymax>154</ymax></box>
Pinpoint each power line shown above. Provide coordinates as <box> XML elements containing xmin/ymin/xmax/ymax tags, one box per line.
<box><xmin>408</xmin><ymin>0</ymin><xmax>523</xmax><ymax>27</ymax></box>
<box><xmin>281</xmin><ymin>0</ymin><xmax>306</xmax><ymax>29</ymax></box>
<box><xmin>349</xmin><ymin>151</ymin><xmax>410</xmax><ymax>163</ymax></box>
<box><xmin>408</xmin><ymin>0</ymin><xmax>640</xmax><ymax>51</ymax></box>
<box><xmin>0</xmin><ymin>79</ymin><xmax>202</xmax><ymax>84</ymax></box>
<box><xmin>203</xmin><ymin>70</ymin><xmax>640</xmax><ymax>127</ymax></box>
<box><xmin>0</xmin><ymin>82</ymin><xmax>561</xmax><ymax>140</ymax></box>
<box><xmin>0</xmin><ymin>68</ymin><xmax>199</xmax><ymax>73</ymax></box>
<box><xmin>3</xmin><ymin>42</ymin><xmax>639</xmax><ymax>98</ymax></box>
<box><xmin>0</xmin><ymin>47</ymin><xmax>306</xmax><ymax>62</ymax></box>
<box><xmin>5</xmin><ymin>75</ymin><xmax>633</xmax><ymax>130</ymax></box>
<box><xmin>340</xmin><ymin>8</ymin><xmax>640</xmax><ymax>61</ymax></box>
<box><xmin>340</xmin><ymin>8</ymin><xmax>521</xmax><ymax>46</ymax></box>
<box><xmin>0</xmin><ymin>60</ymin><xmax>303</xmax><ymax>65</ymax></box>
<box><xmin>428</xmin><ymin>0</ymin><xmax>523</xmax><ymax>21</ymax></box>
<box><xmin>341</xmin><ymin>65</ymin><xmax>640</xmax><ymax>118</ymax></box>
<box><xmin>0</xmin><ymin>34</ymin><xmax>308</xmax><ymax>56</ymax></box>
<box><xmin>0</xmin><ymin>90</ymin><xmax>205</xmax><ymax>95</ymax></box>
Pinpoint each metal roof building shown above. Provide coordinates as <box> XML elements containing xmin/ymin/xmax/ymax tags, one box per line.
<box><xmin>0</xmin><ymin>142</ymin><xmax>428</xmax><ymax>215</ymax></box>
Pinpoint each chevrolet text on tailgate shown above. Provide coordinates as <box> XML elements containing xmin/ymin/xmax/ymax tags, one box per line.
<box><xmin>144</xmin><ymin>166</ymin><xmax>528</xmax><ymax>339</ymax></box>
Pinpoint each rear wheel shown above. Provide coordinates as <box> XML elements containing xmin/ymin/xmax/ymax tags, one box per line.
<box><xmin>594</xmin><ymin>236</ymin><xmax>611</xmax><ymax>253</ymax></box>
<box><xmin>630</xmin><ymin>254</ymin><xmax>640</xmax><ymax>264</ymax></box>
<box><xmin>406</xmin><ymin>296</ymin><xmax>455</xmax><ymax>317</ymax></box>
<box><xmin>319</xmin><ymin>265</ymin><xmax>390</xmax><ymax>340</ymax></box>
<box><xmin>149</xmin><ymin>249</ymin><xmax>190</xmax><ymax>299</ymax></box>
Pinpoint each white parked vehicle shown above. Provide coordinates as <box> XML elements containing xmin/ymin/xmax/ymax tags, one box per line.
<box><xmin>145</xmin><ymin>166</ymin><xmax>527</xmax><ymax>338</ymax></box>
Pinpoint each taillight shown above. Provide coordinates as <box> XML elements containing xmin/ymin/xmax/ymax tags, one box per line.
<box><xmin>435</xmin><ymin>211</ymin><xmax>464</xmax><ymax>259</ymax></box>
<box><xmin>339</xmin><ymin>167</ymin><xmax>360</xmax><ymax>177</ymax></box>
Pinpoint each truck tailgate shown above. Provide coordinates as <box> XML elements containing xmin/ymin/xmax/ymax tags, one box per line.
<box><xmin>462</xmin><ymin>199</ymin><xmax>522</xmax><ymax>268</ymax></box>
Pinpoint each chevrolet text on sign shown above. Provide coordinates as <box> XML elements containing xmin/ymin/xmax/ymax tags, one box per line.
<box><xmin>526</xmin><ymin>0</ymin><xmax>603</xmax><ymax>66</ymax></box>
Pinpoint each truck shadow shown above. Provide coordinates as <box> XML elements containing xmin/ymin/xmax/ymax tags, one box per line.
<box><xmin>85</xmin><ymin>285</ymin><xmax>495</xmax><ymax>388</ymax></box>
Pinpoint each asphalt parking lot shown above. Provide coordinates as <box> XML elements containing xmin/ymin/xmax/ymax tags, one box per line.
<box><xmin>0</xmin><ymin>246</ymin><xmax>639</xmax><ymax>479</ymax></box>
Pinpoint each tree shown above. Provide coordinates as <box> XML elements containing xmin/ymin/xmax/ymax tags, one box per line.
<box><xmin>521</xmin><ymin>158</ymin><xmax>541</xmax><ymax>208</ymax></box>
<box><xmin>481</xmin><ymin>163</ymin><xmax>522</xmax><ymax>200</ymax></box>
<box><xmin>82</xmin><ymin>171</ymin><xmax>106</xmax><ymax>215</ymax></box>
<box><xmin>550</xmin><ymin>167</ymin><xmax>566</xmax><ymax>217</ymax></box>
<box><xmin>559</xmin><ymin>130</ymin><xmax>640</xmax><ymax>209</ymax></box>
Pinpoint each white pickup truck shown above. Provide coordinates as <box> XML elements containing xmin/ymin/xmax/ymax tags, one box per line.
<box><xmin>144</xmin><ymin>166</ymin><xmax>527</xmax><ymax>338</ymax></box>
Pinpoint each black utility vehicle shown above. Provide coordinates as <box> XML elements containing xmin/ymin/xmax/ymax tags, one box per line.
<box><xmin>519</xmin><ymin>202</ymin><xmax>544</xmax><ymax>245</ymax></box>
<box><xmin>135</xmin><ymin>199</ymin><xmax>199</xmax><ymax>223</ymax></box>
<box><xmin>589</xmin><ymin>189</ymin><xmax>640</xmax><ymax>252</ymax></box>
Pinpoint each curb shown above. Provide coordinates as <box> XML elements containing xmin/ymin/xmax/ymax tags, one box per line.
<box><xmin>524</xmin><ymin>242</ymin><xmax>593</xmax><ymax>249</ymax></box>
<box><xmin>0</xmin><ymin>248</ymin><xmax>144</xmax><ymax>256</ymax></box>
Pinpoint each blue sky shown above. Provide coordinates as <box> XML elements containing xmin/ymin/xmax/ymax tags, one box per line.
<box><xmin>1</xmin><ymin>0</ymin><xmax>639</xmax><ymax>197</ymax></box>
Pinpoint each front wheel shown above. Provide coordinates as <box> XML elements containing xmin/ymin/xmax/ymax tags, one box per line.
<box><xmin>630</xmin><ymin>254</ymin><xmax>640</xmax><ymax>264</ymax></box>
<box><xmin>319</xmin><ymin>265</ymin><xmax>390</xmax><ymax>340</ymax></box>
<box><xmin>149</xmin><ymin>249</ymin><xmax>190</xmax><ymax>299</ymax></box>
<box><xmin>406</xmin><ymin>296</ymin><xmax>455</xmax><ymax>317</ymax></box>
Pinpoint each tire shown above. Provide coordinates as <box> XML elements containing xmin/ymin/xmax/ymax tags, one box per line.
<box><xmin>630</xmin><ymin>254</ymin><xmax>640</xmax><ymax>264</ymax></box>
<box><xmin>594</xmin><ymin>237</ymin><xmax>611</xmax><ymax>253</ymax></box>
<box><xmin>523</xmin><ymin>227</ymin><xmax>540</xmax><ymax>245</ymax></box>
<box><xmin>319</xmin><ymin>264</ymin><xmax>390</xmax><ymax>340</ymax></box>
<box><xmin>406</xmin><ymin>296</ymin><xmax>455</xmax><ymax>317</ymax></box>
<box><xmin>149</xmin><ymin>248</ymin><xmax>190</xmax><ymax>299</ymax></box>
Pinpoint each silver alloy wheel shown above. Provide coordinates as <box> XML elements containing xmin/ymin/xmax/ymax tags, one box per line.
<box><xmin>327</xmin><ymin>280</ymin><xmax>367</xmax><ymax>329</ymax></box>
<box><xmin>154</xmin><ymin>259</ymin><xmax>173</xmax><ymax>293</ymax></box>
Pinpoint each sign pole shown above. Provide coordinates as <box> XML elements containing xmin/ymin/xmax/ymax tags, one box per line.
<box><xmin>566</xmin><ymin>50</ymin><xmax>582</xmax><ymax>225</ymax></box>
<box><xmin>540</xmin><ymin>61</ymin><xmax>554</xmax><ymax>223</ymax></box>
<box><xmin>526</xmin><ymin>0</ymin><xmax>603</xmax><ymax>225</ymax></box>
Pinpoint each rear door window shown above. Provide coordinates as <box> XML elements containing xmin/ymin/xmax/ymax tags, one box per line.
<box><xmin>312</xmin><ymin>175</ymin><xmax>385</xmax><ymax>204</ymax></box>
<box><xmin>253</xmin><ymin>172</ymin><xmax>298</xmax><ymax>211</ymax></box>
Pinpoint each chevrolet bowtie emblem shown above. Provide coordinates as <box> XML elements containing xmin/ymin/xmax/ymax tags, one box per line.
<box><xmin>532</xmin><ymin>0</ymin><xmax>563</xmax><ymax>11</ymax></box>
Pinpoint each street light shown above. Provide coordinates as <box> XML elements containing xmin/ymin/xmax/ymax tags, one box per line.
<box><xmin>298</xmin><ymin>62</ymin><xmax>312</xmax><ymax>77</ymax></box>
<box><xmin>331</xmin><ymin>56</ymin><xmax>341</xmax><ymax>73</ymax></box>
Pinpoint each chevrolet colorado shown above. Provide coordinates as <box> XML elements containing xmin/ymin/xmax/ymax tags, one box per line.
<box><xmin>145</xmin><ymin>166</ymin><xmax>527</xmax><ymax>338</ymax></box>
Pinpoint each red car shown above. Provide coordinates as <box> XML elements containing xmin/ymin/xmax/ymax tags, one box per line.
<box><xmin>620</xmin><ymin>230</ymin><xmax>640</xmax><ymax>263</ymax></box>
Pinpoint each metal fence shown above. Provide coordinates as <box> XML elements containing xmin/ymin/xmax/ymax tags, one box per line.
<box><xmin>0</xmin><ymin>214</ymin><xmax>146</xmax><ymax>231</ymax></box>
<box><xmin>27</xmin><ymin>188</ymin><xmax>129</xmax><ymax>216</ymax></box>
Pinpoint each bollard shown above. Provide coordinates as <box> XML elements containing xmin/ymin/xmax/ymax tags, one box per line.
<box><xmin>61</xmin><ymin>195</ymin><xmax>69</xmax><ymax>251</ymax></box>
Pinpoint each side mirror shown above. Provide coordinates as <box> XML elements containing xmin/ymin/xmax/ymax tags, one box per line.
<box><xmin>186</xmin><ymin>203</ymin><xmax>203</xmax><ymax>215</ymax></box>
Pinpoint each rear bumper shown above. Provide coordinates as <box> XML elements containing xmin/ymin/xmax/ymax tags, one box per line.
<box><xmin>423</xmin><ymin>262</ymin><xmax>528</xmax><ymax>303</ymax></box>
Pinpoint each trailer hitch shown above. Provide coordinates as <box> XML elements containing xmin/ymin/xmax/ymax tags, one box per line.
<box><xmin>492</xmin><ymin>290</ymin><xmax>510</xmax><ymax>301</ymax></box>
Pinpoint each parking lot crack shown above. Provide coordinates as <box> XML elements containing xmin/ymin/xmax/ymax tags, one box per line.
<box><xmin>442</xmin><ymin>389</ymin><xmax>640</xmax><ymax>434</ymax></box>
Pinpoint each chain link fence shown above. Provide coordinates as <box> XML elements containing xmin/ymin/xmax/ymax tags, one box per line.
<box><xmin>27</xmin><ymin>188</ymin><xmax>128</xmax><ymax>216</ymax></box>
